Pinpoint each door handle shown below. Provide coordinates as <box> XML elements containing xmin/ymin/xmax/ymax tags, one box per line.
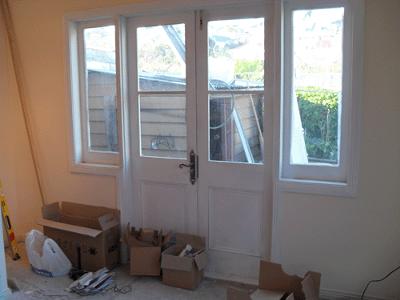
<box><xmin>179</xmin><ymin>150</ymin><xmax>198</xmax><ymax>185</ymax></box>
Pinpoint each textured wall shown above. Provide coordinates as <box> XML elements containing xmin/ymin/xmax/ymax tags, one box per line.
<box><xmin>2</xmin><ymin>0</ymin><xmax>399</xmax><ymax>298</ymax></box>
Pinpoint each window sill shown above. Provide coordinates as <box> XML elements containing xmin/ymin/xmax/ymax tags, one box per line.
<box><xmin>278</xmin><ymin>178</ymin><xmax>357</xmax><ymax>198</ymax></box>
<box><xmin>70</xmin><ymin>162</ymin><xmax>120</xmax><ymax>177</ymax></box>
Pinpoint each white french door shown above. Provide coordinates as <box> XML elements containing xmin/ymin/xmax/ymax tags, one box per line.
<box><xmin>128</xmin><ymin>13</ymin><xmax>198</xmax><ymax>234</ymax></box>
<box><xmin>128</xmin><ymin>4</ymin><xmax>269</xmax><ymax>282</ymax></box>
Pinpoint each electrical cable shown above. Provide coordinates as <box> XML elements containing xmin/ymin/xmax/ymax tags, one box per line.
<box><xmin>209</xmin><ymin>80</ymin><xmax>236</xmax><ymax>130</ymax></box>
<box><xmin>360</xmin><ymin>264</ymin><xmax>400</xmax><ymax>299</ymax></box>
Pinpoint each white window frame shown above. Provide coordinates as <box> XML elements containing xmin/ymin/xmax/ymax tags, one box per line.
<box><xmin>279</xmin><ymin>0</ymin><xmax>364</xmax><ymax>196</ymax></box>
<box><xmin>67</xmin><ymin>18</ymin><xmax>122</xmax><ymax>172</ymax></box>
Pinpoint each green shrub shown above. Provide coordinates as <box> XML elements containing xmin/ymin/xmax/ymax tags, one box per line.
<box><xmin>296</xmin><ymin>87</ymin><xmax>339</xmax><ymax>162</ymax></box>
<box><xmin>234</xmin><ymin>59</ymin><xmax>264</xmax><ymax>82</ymax></box>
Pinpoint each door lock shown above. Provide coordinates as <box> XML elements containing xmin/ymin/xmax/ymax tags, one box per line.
<box><xmin>179</xmin><ymin>150</ymin><xmax>198</xmax><ymax>185</ymax></box>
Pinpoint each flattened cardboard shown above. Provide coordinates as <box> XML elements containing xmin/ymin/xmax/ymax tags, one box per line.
<box><xmin>40</xmin><ymin>202</ymin><xmax>120</xmax><ymax>271</ymax></box>
<box><xmin>38</xmin><ymin>218</ymin><xmax>102</xmax><ymax>237</ymax></box>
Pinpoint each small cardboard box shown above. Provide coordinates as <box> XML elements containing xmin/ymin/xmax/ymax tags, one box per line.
<box><xmin>38</xmin><ymin>202</ymin><xmax>120</xmax><ymax>272</ymax></box>
<box><xmin>125</xmin><ymin>227</ymin><xmax>168</xmax><ymax>276</ymax></box>
<box><xmin>161</xmin><ymin>233</ymin><xmax>207</xmax><ymax>290</ymax></box>
<box><xmin>227</xmin><ymin>261</ymin><xmax>321</xmax><ymax>300</ymax></box>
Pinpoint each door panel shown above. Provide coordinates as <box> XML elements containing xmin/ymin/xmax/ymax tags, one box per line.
<box><xmin>197</xmin><ymin>7</ymin><xmax>267</xmax><ymax>282</ymax></box>
<box><xmin>208</xmin><ymin>187</ymin><xmax>262</xmax><ymax>256</ymax></box>
<box><xmin>128</xmin><ymin>5</ymin><xmax>269</xmax><ymax>283</ymax></box>
<box><xmin>128</xmin><ymin>13</ymin><xmax>198</xmax><ymax>234</ymax></box>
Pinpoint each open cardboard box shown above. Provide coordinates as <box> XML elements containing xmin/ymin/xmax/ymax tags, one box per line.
<box><xmin>125</xmin><ymin>227</ymin><xmax>171</xmax><ymax>276</ymax></box>
<box><xmin>227</xmin><ymin>261</ymin><xmax>321</xmax><ymax>300</ymax></box>
<box><xmin>161</xmin><ymin>233</ymin><xmax>207</xmax><ymax>290</ymax></box>
<box><xmin>38</xmin><ymin>202</ymin><xmax>120</xmax><ymax>271</ymax></box>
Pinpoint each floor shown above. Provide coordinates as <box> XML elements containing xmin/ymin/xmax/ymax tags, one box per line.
<box><xmin>5</xmin><ymin>246</ymin><xmax>250</xmax><ymax>300</ymax></box>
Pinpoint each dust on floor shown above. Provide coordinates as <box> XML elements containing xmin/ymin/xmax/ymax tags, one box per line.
<box><xmin>5</xmin><ymin>246</ymin><xmax>246</xmax><ymax>300</ymax></box>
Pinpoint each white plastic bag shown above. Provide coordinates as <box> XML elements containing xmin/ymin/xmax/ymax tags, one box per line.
<box><xmin>25</xmin><ymin>229</ymin><xmax>72</xmax><ymax>277</ymax></box>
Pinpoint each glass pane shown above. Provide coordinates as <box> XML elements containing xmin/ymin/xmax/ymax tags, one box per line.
<box><xmin>209</xmin><ymin>93</ymin><xmax>264</xmax><ymax>163</ymax></box>
<box><xmin>291</xmin><ymin>8</ymin><xmax>344</xmax><ymax>165</ymax></box>
<box><xmin>84</xmin><ymin>25</ymin><xmax>119</xmax><ymax>152</ymax></box>
<box><xmin>208</xmin><ymin>18</ymin><xmax>264</xmax><ymax>91</ymax></box>
<box><xmin>140</xmin><ymin>94</ymin><xmax>187</xmax><ymax>159</ymax></box>
<box><xmin>137</xmin><ymin>24</ymin><xmax>186</xmax><ymax>91</ymax></box>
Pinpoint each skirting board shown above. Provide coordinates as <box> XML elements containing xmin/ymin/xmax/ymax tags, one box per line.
<box><xmin>205</xmin><ymin>273</ymin><xmax>388</xmax><ymax>300</ymax></box>
<box><xmin>320</xmin><ymin>288</ymin><xmax>388</xmax><ymax>300</ymax></box>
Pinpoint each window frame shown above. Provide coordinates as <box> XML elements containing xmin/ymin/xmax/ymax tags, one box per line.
<box><xmin>67</xmin><ymin>18</ymin><xmax>122</xmax><ymax>170</ymax></box>
<box><xmin>279</xmin><ymin>0</ymin><xmax>364</xmax><ymax>196</ymax></box>
<box><xmin>64</xmin><ymin>0</ymin><xmax>363</xmax><ymax>194</ymax></box>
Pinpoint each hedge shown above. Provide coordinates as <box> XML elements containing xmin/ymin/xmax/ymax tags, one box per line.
<box><xmin>296</xmin><ymin>87</ymin><xmax>339</xmax><ymax>162</ymax></box>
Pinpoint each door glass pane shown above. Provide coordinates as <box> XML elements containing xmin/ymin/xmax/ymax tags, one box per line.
<box><xmin>137</xmin><ymin>23</ymin><xmax>187</xmax><ymax>159</ymax></box>
<box><xmin>137</xmin><ymin>24</ymin><xmax>186</xmax><ymax>91</ymax></box>
<box><xmin>208</xmin><ymin>18</ymin><xmax>264</xmax><ymax>91</ymax></box>
<box><xmin>209</xmin><ymin>93</ymin><xmax>264</xmax><ymax>163</ymax></box>
<box><xmin>290</xmin><ymin>8</ymin><xmax>344</xmax><ymax>165</ymax></box>
<box><xmin>140</xmin><ymin>94</ymin><xmax>187</xmax><ymax>159</ymax></box>
<box><xmin>84</xmin><ymin>25</ymin><xmax>119</xmax><ymax>152</ymax></box>
<box><xmin>208</xmin><ymin>18</ymin><xmax>264</xmax><ymax>164</ymax></box>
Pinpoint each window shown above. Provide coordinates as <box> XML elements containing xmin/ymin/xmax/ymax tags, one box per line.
<box><xmin>136</xmin><ymin>23</ymin><xmax>188</xmax><ymax>159</ymax></box>
<box><xmin>69</xmin><ymin>20</ymin><xmax>120</xmax><ymax>166</ymax></box>
<box><xmin>65</xmin><ymin>0</ymin><xmax>363</xmax><ymax>189</ymax></box>
<box><xmin>281</xmin><ymin>0</ymin><xmax>363</xmax><ymax>191</ymax></box>
<box><xmin>208</xmin><ymin>18</ymin><xmax>265</xmax><ymax>164</ymax></box>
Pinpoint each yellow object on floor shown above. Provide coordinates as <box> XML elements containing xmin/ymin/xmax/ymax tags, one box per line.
<box><xmin>0</xmin><ymin>180</ymin><xmax>21</xmax><ymax>260</ymax></box>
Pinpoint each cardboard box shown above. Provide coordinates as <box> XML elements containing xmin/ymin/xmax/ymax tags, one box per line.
<box><xmin>161</xmin><ymin>233</ymin><xmax>207</xmax><ymax>290</ymax></box>
<box><xmin>227</xmin><ymin>261</ymin><xmax>321</xmax><ymax>300</ymax></box>
<box><xmin>38</xmin><ymin>202</ymin><xmax>120</xmax><ymax>272</ymax></box>
<box><xmin>125</xmin><ymin>227</ymin><xmax>167</xmax><ymax>276</ymax></box>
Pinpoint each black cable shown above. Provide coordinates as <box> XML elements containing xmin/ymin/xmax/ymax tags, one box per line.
<box><xmin>361</xmin><ymin>264</ymin><xmax>400</xmax><ymax>299</ymax></box>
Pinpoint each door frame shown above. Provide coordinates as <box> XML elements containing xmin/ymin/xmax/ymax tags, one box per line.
<box><xmin>113</xmin><ymin>0</ymin><xmax>277</xmax><ymax>283</ymax></box>
<box><xmin>194</xmin><ymin>4</ymin><xmax>275</xmax><ymax>283</ymax></box>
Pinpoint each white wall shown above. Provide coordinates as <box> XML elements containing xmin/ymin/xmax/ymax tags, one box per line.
<box><xmin>2</xmin><ymin>0</ymin><xmax>399</xmax><ymax>299</ymax></box>
<box><xmin>0</xmin><ymin>6</ymin><xmax>42</xmax><ymax>241</ymax></box>
<box><xmin>274</xmin><ymin>1</ymin><xmax>400</xmax><ymax>299</ymax></box>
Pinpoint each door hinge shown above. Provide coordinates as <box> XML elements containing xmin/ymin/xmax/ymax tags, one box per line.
<box><xmin>199</xmin><ymin>10</ymin><xmax>203</xmax><ymax>30</ymax></box>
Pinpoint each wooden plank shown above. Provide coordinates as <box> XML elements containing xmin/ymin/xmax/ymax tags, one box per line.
<box><xmin>88</xmin><ymin>72</ymin><xmax>116</xmax><ymax>84</ymax></box>
<box><xmin>88</xmin><ymin>85</ymin><xmax>116</xmax><ymax>97</ymax></box>
<box><xmin>140</xmin><ymin>110</ymin><xmax>186</xmax><ymax>123</ymax></box>
<box><xmin>88</xmin><ymin>121</ymin><xmax>106</xmax><ymax>134</ymax></box>
<box><xmin>90</xmin><ymin>133</ymin><xmax>108</xmax><ymax>146</ymax></box>
<box><xmin>88</xmin><ymin>96</ymin><xmax>107</xmax><ymax>109</ymax></box>
<box><xmin>141</xmin><ymin>123</ymin><xmax>187</xmax><ymax>137</ymax></box>
<box><xmin>140</xmin><ymin>96</ymin><xmax>186</xmax><ymax>109</ymax></box>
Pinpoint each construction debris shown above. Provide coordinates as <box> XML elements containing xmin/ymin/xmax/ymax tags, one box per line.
<box><xmin>67</xmin><ymin>267</ymin><xmax>114</xmax><ymax>296</ymax></box>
